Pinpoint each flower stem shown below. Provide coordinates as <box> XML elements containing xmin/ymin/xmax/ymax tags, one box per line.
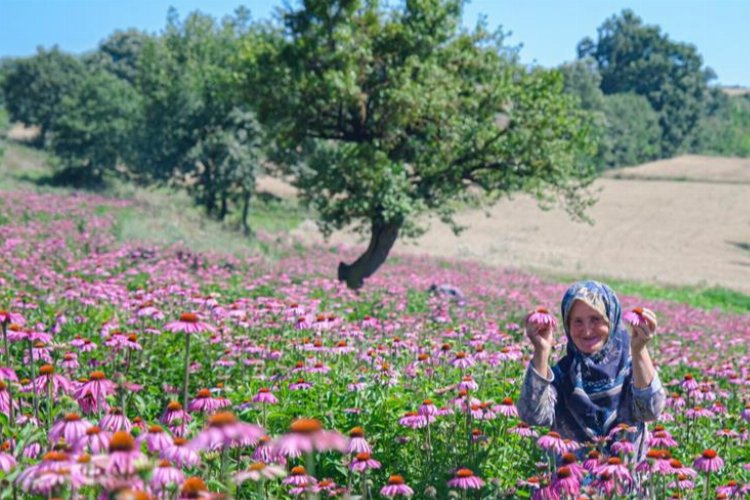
<box><xmin>182</xmin><ymin>333</ymin><xmax>191</xmax><ymax>411</ymax></box>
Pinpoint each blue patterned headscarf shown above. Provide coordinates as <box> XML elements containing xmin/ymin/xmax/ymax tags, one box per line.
<box><xmin>552</xmin><ymin>280</ymin><xmax>632</xmax><ymax>440</ymax></box>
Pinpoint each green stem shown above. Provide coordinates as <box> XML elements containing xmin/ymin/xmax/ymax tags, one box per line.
<box><xmin>28</xmin><ymin>341</ymin><xmax>39</xmax><ymax>424</ymax></box>
<box><xmin>182</xmin><ymin>333</ymin><xmax>191</xmax><ymax>411</ymax></box>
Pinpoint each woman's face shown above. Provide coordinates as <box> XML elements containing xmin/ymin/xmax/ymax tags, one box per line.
<box><xmin>568</xmin><ymin>300</ymin><xmax>610</xmax><ymax>354</ymax></box>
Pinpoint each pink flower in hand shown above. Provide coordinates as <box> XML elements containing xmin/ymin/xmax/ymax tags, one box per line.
<box><xmin>528</xmin><ymin>307</ymin><xmax>558</xmax><ymax>327</ymax></box>
<box><xmin>623</xmin><ymin>307</ymin><xmax>646</xmax><ymax>327</ymax></box>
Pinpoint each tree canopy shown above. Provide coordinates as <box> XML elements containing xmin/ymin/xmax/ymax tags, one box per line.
<box><xmin>245</xmin><ymin>0</ymin><xmax>597</xmax><ymax>288</ymax></box>
<box><xmin>577</xmin><ymin>9</ymin><xmax>711</xmax><ymax>156</ymax></box>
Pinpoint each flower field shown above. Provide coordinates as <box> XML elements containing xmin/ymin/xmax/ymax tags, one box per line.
<box><xmin>0</xmin><ymin>190</ymin><xmax>749</xmax><ymax>499</ymax></box>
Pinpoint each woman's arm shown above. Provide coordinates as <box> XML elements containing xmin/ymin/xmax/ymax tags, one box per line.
<box><xmin>630</xmin><ymin>308</ymin><xmax>658</xmax><ymax>388</ymax></box>
<box><xmin>632</xmin><ymin>346</ymin><xmax>656</xmax><ymax>389</ymax></box>
<box><xmin>517</xmin><ymin>362</ymin><xmax>557</xmax><ymax>427</ymax></box>
<box><xmin>629</xmin><ymin>308</ymin><xmax>666</xmax><ymax>420</ymax></box>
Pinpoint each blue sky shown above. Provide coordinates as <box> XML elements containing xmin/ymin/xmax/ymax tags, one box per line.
<box><xmin>1</xmin><ymin>0</ymin><xmax>748</xmax><ymax>86</ymax></box>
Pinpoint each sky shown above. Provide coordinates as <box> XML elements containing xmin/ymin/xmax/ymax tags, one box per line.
<box><xmin>1</xmin><ymin>0</ymin><xmax>748</xmax><ymax>87</ymax></box>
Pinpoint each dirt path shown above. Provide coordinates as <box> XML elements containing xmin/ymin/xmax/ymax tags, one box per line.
<box><xmin>288</xmin><ymin>156</ymin><xmax>750</xmax><ymax>293</ymax></box>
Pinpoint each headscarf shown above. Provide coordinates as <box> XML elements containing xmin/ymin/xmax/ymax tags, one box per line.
<box><xmin>552</xmin><ymin>280</ymin><xmax>632</xmax><ymax>440</ymax></box>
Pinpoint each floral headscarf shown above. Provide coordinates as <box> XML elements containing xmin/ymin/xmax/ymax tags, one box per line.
<box><xmin>552</xmin><ymin>280</ymin><xmax>632</xmax><ymax>439</ymax></box>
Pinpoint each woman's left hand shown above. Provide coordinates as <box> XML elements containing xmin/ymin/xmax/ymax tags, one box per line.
<box><xmin>630</xmin><ymin>308</ymin><xmax>657</xmax><ymax>353</ymax></box>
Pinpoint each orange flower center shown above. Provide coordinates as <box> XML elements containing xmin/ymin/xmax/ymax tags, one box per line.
<box><xmin>355</xmin><ymin>452</ymin><xmax>371</xmax><ymax>461</ymax></box>
<box><xmin>90</xmin><ymin>371</ymin><xmax>106</xmax><ymax>381</ymax></box>
<box><xmin>149</xmin><ymin>425</ymin><xmax>163</xmax><ymax>433</ymax></box>
<box><xmin>208</xmin><ymin>412</ymin><xmax>237</xmax><ymax>428</ymax></box>
<box><xmin>249</xmin><ymin>462</ymin><xmax>266</xmax><ymax>471</ymax></box>
<box><xmin>702</xmin><ymin>449</ymin><xmax>718</xmax><ymax>459</ymax></box>
<box><xmin>350</xmin><ymin>427</ymin><xmax>365</xmax><ymax>438</ymax></box>
<box><xmin>179</xmin><ymin>313</ymin><xmax>199</xmax><ymax>323</ymax></box>
<box><xmin>291</xmin><ymin>466</ymin><xmax>306</xmax><ymax>475</ymax></box>
<box><xmin>197</xmin><ymin>389</ymin><xmax>211</xmax><ymax>398</ymax></box>
<box><xmin>290</xmin><ymin>418</ymin><xmax>322</xmax><ymax>434</ymax></box>
<box><xmin>456</xmin><ymin>469</ymin><xmax>474</xmax><ymax>478</ymax></box>
<box><xmin>181</xmin><ymin>477</ymin><xmax>208</xmax><ymax>495</ymax></box>
<box><xmin>388</xmin><ymin>475</ymin><xmax>405</xmax><ymax>485</ymax></box>
<box><xmin>109</xmin><ymin>431</ymin><xmax>136</xmax><ymax>452</ymax></box>
<box><xmin>42</xmin><ymin>451</ymin><xmax>68</xmax><ymax>462</ymax></box>
<box><xmin>64</xmin><ymin>413</ymin><xmax>80</xmax><ymax>422</ymax></box>
<box><xmin>39</xmin><ymin>364</ymin><xmax>54</xmax><ymax>375</ymax></box>
<box><xmin>167</xmin><ymin>401</ymin><xmax>183</xmax><ymax>411</ymax></box>
<box><xmin>557</xmin><ymin>466</ymin><xmax>572</xmax><ymax>478</ymax></box>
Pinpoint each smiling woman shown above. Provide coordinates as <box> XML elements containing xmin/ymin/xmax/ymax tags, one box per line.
<box><xmin>517</xmin><ymin>280</ymin><xmax>666</xmax><ymax>469</ymax></box>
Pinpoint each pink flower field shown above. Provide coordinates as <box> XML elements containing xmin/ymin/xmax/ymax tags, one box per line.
<box><xmin>0</xmin><ymin>190</ymin><xmax>749</xmax><ymax>499</ymax></box>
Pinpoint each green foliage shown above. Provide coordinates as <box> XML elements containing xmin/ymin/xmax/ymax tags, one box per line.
<box><xmin>246</xmin><ymin>0</ymin><xmax>598</xmax><ymax>240</ymax></box>
<box><xmin>84</xmin><ymin>29</ymin><xmax>153</xmax><ymax>84</ymax></box>
<box><xmin>47</xmin><ymin>68</ymin><xmax>140</xmax><ymax>183</ymax></box>
<box><xmin>0</xmin><ymin>47</ymin><xmax>85</xmax><ymax>143</ymax></box>
<box><xmin>578</xmin><ymin>9</ymin><xmax>711</xmax><ymax>156</ymax></box>
<box><xmin>693</xmin><ymin>91</ymin><xmax>750</xmax><ymax>157</ymax></box>
<box><xmin>599</xmin><ymin>93</ymin><xmax>661</xmax><ymax>168</ymax></box>
<box><xmin>559</xmin><ymin>61</ymin><xmax>660</xmax><ymax>169</ymax></box>
<box><xmin>132</xmin><ymin>8</ymin><xmax>264</xmax><ymax>223</ymax></box>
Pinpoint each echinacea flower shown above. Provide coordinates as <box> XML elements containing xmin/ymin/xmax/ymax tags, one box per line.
<box><xmin>537</xmin><ymin>431</ymin><xmax>568</xmax><ymax>455</ymax></box>
<box><xmin>48</xmin><ymin>413</ymin><xmax>92</xmax><ymax>449</ymax></box>
<box><xmin>139</xmin><ymin>425</ymin><xmax>174</xmax><ymax>454</ymax></box>
<box><xmin>0</xmin><ymin>442</ymin><xmax>17</xmax><ymax>472</ymax></box>
<box><xmin>189</xmin><ymin>412</ymin><xmax>264</xmax><ymax>451</ymax></box>
<box><xmin>553</xmin><ymin>466</ymin><xmax>580</xmax><ymax>496</ymax></box>
<box><xmin>282</xmin><ymin>465</ymin><xmax>317</xmax><ymax>487</ymax></box>
<box><xmin>161</xmin><ymin>437</ymin><xmax>200</xmax><ymax>468</ymax></box>
<box><xmin>622</xmin><ymin>307</ymin><xmax>646</xmax><ymax>327</ymax></box>
<box><xmin>693</xmin><ymin>449</ymin><xmax>724</xmax><ymax>472</ymax></box>
<box><xmin>350</xmin><ymin>452</ymin><xmax>381</xmax><ymax>472</ymax></box>
<box><xmin>74</xmin><ymin>371</ymin><xmax>117</xmax><ymax>412</ymax></box>
<box><xmin>187</xmin><ymin>388</ymin><xmax>231</xmax><ymax>414</ymax></box>
<box><xmin>234</xmin><ymin>462</ymin><xmax>287</xmax><ymax>484</ymax></box>
<box><xmin>150</xmin><ymin>459</ymin><xmax>185</xmax><ymax>493</ymax></box>
<box><xmin>273</xmin><ymin>418</ymin><xmax>347</xmax><ymax>458</ymax></box>
<box><xmin>346</xmin><ymin>427</ymin><xmax>371</xmax><ymax>454</ymax></box>
<box><xmin>252</xmin><ymin>387</ymin><xmax>278</xmax><ymax>405</ymax></box>
<box><xmin>528</xmin><ymin>307</ymin><xmax>558</xmax><ymax>327</ymax></box>
<box><xmin>380</xmin><ymin>475</ymin><xmax>414</xmax><ymax>497</ymax></box>
<box><xmin>179</xmin><ymin>476</ymin><xmax>211</xmax><ymax>499</ymax></box>
<box><xmin>106</xmin><ymin>431</ymin><xmax>143</xmax><ymax>476</ymax></box>
<box><xmin>448</xmin><ymin>468</ymin><xmax>484</xmax><ymax>490</ymax></box>
<box><xmin>164</xmin><ymin>313</ymin><xmax>215</xmax><ymax>335</ymax></box>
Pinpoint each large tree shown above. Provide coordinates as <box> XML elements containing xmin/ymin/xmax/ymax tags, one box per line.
<box><xmin>244</xmin><ymin>0</ymin><xmax>598</xmax><ymax>289</ymax></box>
<box><xmin>577</xmin><ymin>9</ymin><xmax>711</xmax><ymax>156</ymax></box>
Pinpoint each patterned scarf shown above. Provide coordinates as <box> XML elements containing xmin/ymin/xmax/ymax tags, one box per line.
<box><xmin>552</xmin><ymin>280</ymin><xmax>632</xmax><ymax>440</ymax></box>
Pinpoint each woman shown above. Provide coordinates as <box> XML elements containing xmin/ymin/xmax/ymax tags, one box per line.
<box><xmin>517</xmin><ymin>280</ymin><xmax>665</xmax><ymax>460</ymax></box>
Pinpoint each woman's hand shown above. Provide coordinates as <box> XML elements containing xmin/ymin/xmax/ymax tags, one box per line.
<box><xmin>525</xmin><ymin>314</ymin><xmax>555</xmax><ymax>354</ymax></box>
<box><xmin>629</xmin><ymin>307</ymin><xmax>657</xmax><ymax>353</ymax></box>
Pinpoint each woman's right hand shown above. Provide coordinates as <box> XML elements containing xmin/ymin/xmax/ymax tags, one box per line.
<box><xmin>525</xmin><ymin>315</ymin><xmax>555</xmax><ymax>354</ymax></box>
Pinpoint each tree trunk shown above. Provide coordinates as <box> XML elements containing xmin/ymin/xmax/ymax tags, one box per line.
<box><xmin>219</xmin><ymin>190</ymin><xmax>228</xmax><ymax>221</ymax></box>
<box><xmin>241</xmin><ymin>188</ymin><xmax>252</xmax><ymax>236</ymax></box>
<box><xmin>338</xmin><ymin>219</ymin><xmax>401</xmax><ymax>289</ymax></box>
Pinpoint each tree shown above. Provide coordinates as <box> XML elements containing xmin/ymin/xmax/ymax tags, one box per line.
<box><xmin>599</xmin><ymin>93</ymin><xmax>661</xmax><ymax>168</ymax></box>
<box><xmin>0</xmin><ymin>47</ymin><xmax>85</xmax><ymax>145</ymax></box>
<box><xmin>132</xmin><ymin>9</ymin><xmax>262</xmax><ymax>220</ymax></box>
<box><xmin>47</xmin><ymin>68</ymin><xmax>140</xmax><ymax>185</ymax></box>
<box><xmin>245</xmin><ymin>0</ymin><xmax>598</xmax><ymax>289</ymax></box>
<box><xmin>578</xmin><ymin>9</ymin><xmax>711</xmax><ymax>156</ymax></box>
<box><xmin>559</xmin><ymin>61</ymin><xmax>661</xmax><ymax>168</ymax></box>
<box><xmin>84</xmin><ymin>29</ymin><xmax>153</xmax><ymax>84</ymax></box>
